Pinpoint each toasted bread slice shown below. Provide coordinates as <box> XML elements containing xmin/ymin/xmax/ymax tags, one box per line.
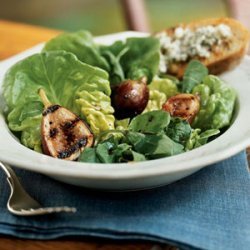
<box><xmin>158</xmin><ymin>18</ymin><xmax>250</xmax><ymax>78</ymax></box>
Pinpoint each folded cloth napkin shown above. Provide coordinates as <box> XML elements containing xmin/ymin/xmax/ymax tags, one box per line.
<box><xmin>0</xmin><ymin>152</ymin><xmax>249</xmax><ymax>250</ymax></box>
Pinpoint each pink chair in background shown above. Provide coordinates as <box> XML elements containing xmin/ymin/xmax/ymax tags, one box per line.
<box><xmin>228</xmin><ymin>0</ymin><xmax>250</xmax><ymax>31</ymax></box>
<box><xmin>121</xmin><ymin>0</ymin><xmax>250</xmax><ymax>33</ymax></box>
<box><xmin>121</xmin><ymin>0</ymin><xmax>150</xmax><ymax>32</ymax></box>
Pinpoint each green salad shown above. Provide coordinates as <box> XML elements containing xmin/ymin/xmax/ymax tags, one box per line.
<box><xmin>2</xmin><ymin>30</ymin><xmax>236</xmax><ymax>163</ymax></box>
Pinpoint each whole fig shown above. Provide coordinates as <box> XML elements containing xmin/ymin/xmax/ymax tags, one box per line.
<box><xmin>111</xmin><ymin>78</ymin><xmax>149</xmax><ymax>119</ymax></box>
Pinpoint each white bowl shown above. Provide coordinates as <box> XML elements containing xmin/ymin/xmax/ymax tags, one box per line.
<box><xmin>0</xmin><ymin>31</ymin><xmax>250</xmax><ymax>191</ymax></box>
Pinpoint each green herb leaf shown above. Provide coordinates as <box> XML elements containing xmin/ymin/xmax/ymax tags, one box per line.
<box><xmin>113</xmin><ymin>143</ymin><xmax>132</xmax><ymax>162</ymax></box>
<box><xmin>96</xmin><ymin>141</ymin><xmax>116</xmax><ymax>163</ymax></box>
<box><xmin>129</xmin><ymin>151</ymin><xmax>146</xmax><ymax>162</ymax></box>
<box><xmin>126</xmin><ymin>131</ymin><xmax>183</xmax><ymax>159</ymax></box>
<box><xmin>165</xmin><ymin>118</ymin><xmax>192</xmax><ymax>146</ymax></box>
<box><xmin>122</xmin><ymin>37</ymin><xmax>160</xmax><ymax>83</ymax></box>
<box><xmin>101</xmin><ymin>47</ymin><xmax>128</xmax><ymax>85</ymax></box>
<box><xmin>101</xmin><ymin>37</ymin><xmax>160</xmax><ymax>84</ymax></box>
<box><xmin>181</xmin><ymin>60</ymin><xmax>208</xmax><ymax>93</ymax></box>
<box><xmin>129</xmin><ymin>110</ymin><xmax>170</xmax><ymax>134</ymax></box>
<box><xmin>125</xmin><ymin>131</ymin><xmax>146</xmax><ymax>148</ymax></box>
<box><xmin>185</xmin><ymin>128</ymin><xmax>220</xmax><ymax>150</ymax></box>
<box><xmin>78</xmin><ymin>148</ymin><xmax>101</xmax><ymax>163</ymax></box>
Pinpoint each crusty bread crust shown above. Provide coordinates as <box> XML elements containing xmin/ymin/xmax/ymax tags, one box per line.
<box><xmin>160</xmin><ymin>18</ymin><xmax>250</xmax><ymax>78</ymax></box>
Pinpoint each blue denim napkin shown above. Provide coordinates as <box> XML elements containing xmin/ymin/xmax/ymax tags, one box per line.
<box><xmin>0</xmin><ymin>152</ymin><xmax>249</xmax><ymax>250</ymax></box>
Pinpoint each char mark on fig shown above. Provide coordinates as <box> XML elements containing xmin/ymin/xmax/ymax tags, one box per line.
<box><xmin>42</xmin><ymin>105</ymin><xmax>61</xmax><ymax>116</ymax></box>
<box><xmin>60</xmin><ymin>118</ymin><xmax>82</xmax><ymax>144</ymax></box>
<box><xmin>57</xmin><ymin>137</ymin><xmax>88</xmax><ymax>159</ymax></box>
<box><xmin>49</xmin><ymin>128</ymin><xmax>58</xmax><ymax>138</ymax></box>
<box><xmin>61</xmin><ymin>117</ymin><xmax>80</xmax><ymax>130</ymax></box>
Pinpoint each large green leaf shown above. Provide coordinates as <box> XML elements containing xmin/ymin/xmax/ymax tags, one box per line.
<box><xmin>101</xmin><ymin>37</ymin><xmax>160</xmax><ymax>84</ymax></box>
<box><xmin>44</xmin><ymin>31</ymin><xmax>160</xmax><ymax>85</ymax></box>
<box><xmin>43</xmin><ymin>30</ymin><xmax>110</xmax><ymax>71</ymax></box>
<box><xmin>3</xmin><ymin>51</ymin><xmax>114</xmax><ymax>150</ymax></box>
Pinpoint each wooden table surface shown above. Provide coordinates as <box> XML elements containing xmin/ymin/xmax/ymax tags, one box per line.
<box><xmin>0</xmin><ymin>20</ymin><xmax>249</xmax><ymax>250</ymax></box>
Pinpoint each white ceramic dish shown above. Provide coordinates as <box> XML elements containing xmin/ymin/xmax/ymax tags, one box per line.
<box><xmin>0</xmin><ymin>31</ymin><xmax>250</xmax><ymax>191</ymax></box>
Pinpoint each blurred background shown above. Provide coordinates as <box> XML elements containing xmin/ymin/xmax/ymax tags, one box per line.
<box><xmin>0</xmin><ymin>0</ymin><xmax>232</xmax><ymax>35</ymax></box>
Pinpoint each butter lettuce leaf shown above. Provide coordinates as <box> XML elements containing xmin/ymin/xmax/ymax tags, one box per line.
<box><xmin>3</xmin><ymin>51</ymin><xmax>114</xmax><ymax>150</ymax></box>
<box><xmin>143</xmin><ymin>90</ymin><xmax>166</xmax><ymax>113</ymax></box>
<box><xmin>144</xmin><ymin>76</ymin><xmax>178</xmax><ymax>112</ymax></box>
<box><xmin>149</xmin><ymin>76</ymin><xmax>178</xmax><ymax>98</ymax></box>
<box><xmin>75</xmin><ymin>90</ymin><xmax>115</xmax><ymax>134</ymax></box>
<box><xmin>43</xmin><ymin>30</ymin><xmax>109</xmax><ymax>71</ymax></box>
<box><xmin>44</xmin><ymin>31</ymin><xmax>160</xmax><ymax>85</ymax></box>
<box><xmin>192</xmin><ymin>75</ymin><xmax>236</xmax><ymax>130</ymax></box>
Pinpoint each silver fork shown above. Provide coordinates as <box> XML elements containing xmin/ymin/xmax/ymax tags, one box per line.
<box><xmin>0</xmin><ymin>162</ymin><xmax>77</xmax><ymax>216</ymax></box>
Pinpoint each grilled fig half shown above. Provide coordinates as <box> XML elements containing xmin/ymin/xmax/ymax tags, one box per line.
<box><xmin>162</xmin><ymin>93</ymin><xmax>200</xmax><ymax>124</ymax></box>
<box><xmin>39</xmin><ymin>89</ymin><xmax>94</xmax><ymax>160</ymax></box>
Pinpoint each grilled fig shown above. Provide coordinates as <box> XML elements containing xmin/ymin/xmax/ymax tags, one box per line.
<box><xmin>111</xmin><ymin>77</ymin><xmax>149</xmax><ymax>119</ymax></box>
<box><xmin>39</xmin><ymin>89</ymin><xmax>94</xmax><ymax>160</ymax></box>
<box><xmin>162</xmin><ymin>93</ymin><xmax>200</xmax><ymax>123</ymax></box>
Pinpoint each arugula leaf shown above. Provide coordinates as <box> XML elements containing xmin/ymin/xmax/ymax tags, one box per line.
<box><xmin>79</xmin><ymin>110</ymin><xmax>187</xmax><ymax>163</ymax></box>
<box><xmin>181</xmin><ymin>60</ymin><xmax>208</xmax><ymax>93</ymax></box>
<box><xmin>198</xmin><ymin>129</ymin><xmax>220</xmax><ymax>145</ymax></box>
<box><xmin>112</xmin><ymin>143</ymin><xmax>132</xmax><ymax>162</ymax></box>
<box><xmin>95</xmin><ymin>136</ymin><xmax>131</xmax><ymax>163</ymax></box>
<box><xmin>129</xmin><ymin>110</ymin><xmax>170</xmax><ymax>134</ymax></box>
<box><xmin>78</xmin><ymin>148</ymin><xmax>101</xmax><ymax>163</ymax></box>
<box><xmin>79</xmin><ymin>140</ymin><xmax>146</xmax><ymax>163</ymax></box>
<box><xmin>149</xmin><ymin>134</ymin><xmax>184</xmax><ymax>158</ymax></box>
<box><xmin>125</xmin><ymin>131</ymin><xmax>145</xmax><ymax>148</ymax></box>
<box><xmin>165</xmin><ymin>118</ymin><xmax>192</xmax><ymax>146</ymax></box>
<box><xmin>79</xmin><ymin>132</ymin><xmax>147</xmax><ymax>163</ymax></box>
<box><xmin>185</xmin><ymin>128</ymin><xmax>220</xmax><ymax>150</ymax></box>
<box><xmin>128</xmin><ymin>151</ymin><xmax>146</xmax><ymax>162</ymax></box>
<box><xmin>96</xmin><ymin>141</ymin><xmax>116</xmax><ymax>163</ymax></box>
<box><xmin>126</xmin><ymin>131</ymin><xmax>184</xmax><ymax>159</ymax></box>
